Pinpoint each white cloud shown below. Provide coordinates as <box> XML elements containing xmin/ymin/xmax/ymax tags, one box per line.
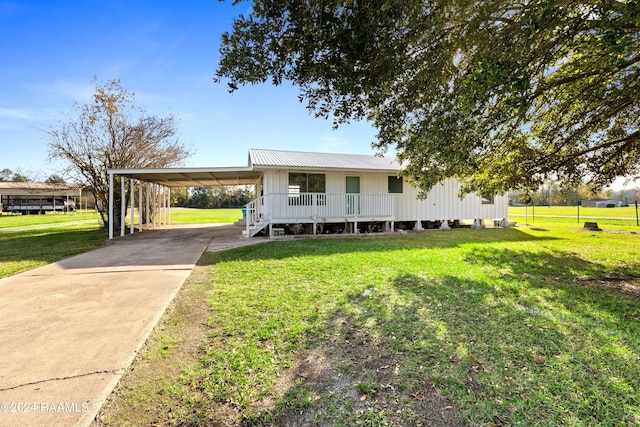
<box><xmin>23</xmin><ymin>79</ymin><xmax>94</xmax><ymax>104</ymax></box>
<box><xmin>0</xmin><ymin>107</ymin><xmax>35</xmax><ymax>120</ymax></box>
<box><xmin>0</xmin><ymin>104</ymin><xmax>69</xmax><ymax>131</ymax></box>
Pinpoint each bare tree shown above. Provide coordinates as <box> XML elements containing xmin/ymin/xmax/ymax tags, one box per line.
<box><xmin>46</xmin><ymin>78</ymin><xmax>191</xmax><ymax>228</ymax></box>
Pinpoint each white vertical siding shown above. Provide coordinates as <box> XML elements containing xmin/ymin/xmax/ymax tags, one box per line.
<box><xmin>395</xmin><ymin>178</ymin><xmax>508</xmax><ymax>222</ymax></box>
<box><xmin>261</xmin><ymin>170</ymin><xmax>508</xmax><ymax>222</ymax></box>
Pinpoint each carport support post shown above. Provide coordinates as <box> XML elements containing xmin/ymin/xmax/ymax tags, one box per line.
<box><xmin>167</xmin><ymin>187</ymin><xmax>171</xmax><ymax>225</ymax></box>
<box><xmin>159</xmin><ymin>186</ymin><xmax>163</xmax><ymax>226</ymax></box>
<box><xmin>163</xmin><ymin>186</ymin><xmax>168</xmax><ymax>225</ymax></box>
<box><xmin>146</xmin><ymin>182</ymin><xmax>150</xmax><ymax>230</ymax></box>
<box><xmin>130</xmin><ymin>178</ymin><xmax>134</xmax><ymax>235</ymax></box>
<box><xmin>161</xmin><ymin>187</ymin><xmax>165</xmax><ymax>225</ymax></box>
<box><xmin>150</xmin><ymin>184</ymin><xmax>154</xmax><ymax>228</ymax></box>
<box><xmin>157</xmin><ymin>185</ymin><xmax>161</xmax><ymax>226</ymax></box>
<box><xmin>153</xmin><ymin>184</ymin><xmax>157</xmax><ymax>229</ymax></box>
<box><xmin>138</xmin><ymin>180</ymin><xmax>143</xmax><ymax>232</ymax></box>
<box><xmin>108</xmin><ymin>172</ymin><xmax>114</xmax><ymax>239</ymax></box>
<box><xmin>120</xmin><ymin>177</ymin><xmax>125</xmax><ymax>237</ymax></box>
<box><xmin>162</xmin><ymin>186</ymin><xmax>166</xmax><ymax>225</ymax></box>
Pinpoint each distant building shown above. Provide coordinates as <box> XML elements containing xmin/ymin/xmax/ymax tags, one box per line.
<box><xmin>581</xmin><ymin>199</ymin><xmax>626</xmax><ymax>208</ymax></box>
<box><xmin>0</xmin><ymin>182</ymin><xmax>82</xmax><ymax>214</ymax></box>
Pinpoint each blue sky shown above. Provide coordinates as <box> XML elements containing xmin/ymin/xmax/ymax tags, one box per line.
<box><xmin>0</xmin><ymin>0</ymin><xmax>379</xmax><ymax>181</ymax></box>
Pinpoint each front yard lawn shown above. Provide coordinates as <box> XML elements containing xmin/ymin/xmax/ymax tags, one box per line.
<box><xmin>97</xmin><ymin>223</ymin><xmax>640</xmax><ymax>426</ymax></box>
<box><xmin>0</xmin><ymin>212</ymin><xmax>105</xmax><ymax>278</ymax></box>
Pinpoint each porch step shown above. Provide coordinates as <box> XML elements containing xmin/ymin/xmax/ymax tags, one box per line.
<box><xmin>243</xmin><ymin>220</ymin><xmax>269</xmax><ymax>238</ymax></box>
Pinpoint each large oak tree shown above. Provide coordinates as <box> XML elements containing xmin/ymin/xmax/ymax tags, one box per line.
<box><xmin>46</xmin><ymin>78</ymin><xmax>191</xmax><ymax>228</ymax></box>
<box><xmin>216</xmin><ymin>0</ymin><xmax>640</xmax><ymax>195</ymax></box>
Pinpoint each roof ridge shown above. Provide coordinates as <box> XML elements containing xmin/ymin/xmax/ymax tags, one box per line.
<box><xmin>248</xmin><ymin>148</ymin><xmax>400</xmax><ymax>170</ymax></box>
<box><xmin>250</xmin><ymin>147</ymin><xmax>384</xmax><ymax>157</ymax></box>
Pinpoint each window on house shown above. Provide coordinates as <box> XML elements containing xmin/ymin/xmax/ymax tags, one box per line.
<box><xmin>481</xmin><ymin>193</ymin><xmax>495</xmax><ymax>204</ymax></box>
<box><xmin>388</xmin><ymin>176</ymin><xmax>403</xmax><ymax>193</ymax></box>
<box><xmin>288</xmin><ymin>173</ymin><xmax>326</xmax><ymax>205</ymax></box>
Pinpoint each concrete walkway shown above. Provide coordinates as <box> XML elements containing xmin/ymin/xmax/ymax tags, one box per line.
<box><xmin>0</xmin><ymin>223</ymin><xmax>265</xmax><ymax>427</ymax></box>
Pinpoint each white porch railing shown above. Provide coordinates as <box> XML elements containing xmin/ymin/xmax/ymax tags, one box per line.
<box><xmin>272</xmin><ymin>193</ymin><xmax>395</xmax><ymax>220</ymax></box>
<box><xmin>245</xmin><ymin>193</ymin><xmax>395</xmax><ymax>236</ymax></box>
<box><xmin>244</xmin><ymin>196</ymin><xmax>264</xmax><ymax>236</ymax></box>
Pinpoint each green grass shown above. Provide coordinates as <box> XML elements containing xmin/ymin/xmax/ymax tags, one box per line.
<box><xmin>0</xmin><ymin>210</ymin><xmax>102</xmax><ymax>228</ymax></box>
<box><xmin>168</xmin><ymin>208</ymin><xmax>243</xmax><ymax>224</ymax></box>
<box><xmin>509</xmin><ymin>206</ymin><xmax>640</xmax><ymax>229</ymax></box>
<box><xmin>153</xmin><ymin>222</ymin><xmax>640</xmax><ymax>426</ymax></box>
<box><xmin>510</xmin><ymin>205</ymin><xmax>640</xmax><ymax>221</ymax></box>
<box><xmin>0</xmin><ymin>211</ymin><xmax>106</xmax><ymax>278</ymax></box>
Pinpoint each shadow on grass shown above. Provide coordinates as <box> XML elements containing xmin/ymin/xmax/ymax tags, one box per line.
<box><xmin>375</xmin><ymin>269</ymin><xmax>640</xmax><ymax>425</ymax></box>
<box><xmin>209</xmin><ymin>227</ymin><xmax>561</xmax><ymax>263</ymax></box>
<box><xmin>463</xmin><ymin>245</ymin><xmax>640</xmax><ymax>298</ymax></box>
<box><xmin>186</xmin><ymin>234</ymin><xmax>639</xmax><ymax>426</ymax></box>
<box><xmin>0</xmin><ymin>228</ymin><xmax>106</xmax><ymax>271</ymax></box>
<box><xmin>238</xmin><ymin>251</ymin><xmax>640</xmax><ymax>426</ymax></box>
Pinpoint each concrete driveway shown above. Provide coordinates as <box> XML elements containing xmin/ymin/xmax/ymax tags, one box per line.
<box><xmin>0</xmin><ymin>224</ymin><xmax>262</xmax><ymax>427</ymax></box>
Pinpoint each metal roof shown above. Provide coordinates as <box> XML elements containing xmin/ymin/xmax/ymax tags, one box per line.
<box><xmin>108</xmin><ymin>149</ymin><xmax>402</xmax><ymax>187</ymax></box>
<box><xmin>249</xmin><ymin>149</ymin><xmax>401</xmax><ymax>171</ymax></box>
<box><xmin>0</xmin><ymin>182</ymin><xmax>82</xmax><ymax>196</ymax></box>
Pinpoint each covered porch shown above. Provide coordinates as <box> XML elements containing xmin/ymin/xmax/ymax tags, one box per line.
<box><xmin>244</xmin><ymin>192</ymin><xmax>395</xmax><ymax>237</ymax></box>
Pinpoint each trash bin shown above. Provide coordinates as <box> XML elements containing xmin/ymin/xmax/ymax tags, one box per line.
<box><xmin>241</xmin><ymin>208</ymin><xmax>247</xmax><ymax>218</ymax></box>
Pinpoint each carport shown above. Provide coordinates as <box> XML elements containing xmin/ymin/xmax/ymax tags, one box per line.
<box><xmin>107</xmin><ymin>167</ymin><xmax>262</xmax><ymax>239</ymax></box>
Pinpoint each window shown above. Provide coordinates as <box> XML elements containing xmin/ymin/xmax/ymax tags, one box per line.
<box><xmin>288</xmin><ymin>173</ymin><xmax>325</xmax><ymax>193</ymax></box>
<box><xmin>288</xmin><ymin>173</ymin><xmax>326</xmax><ymax>205</ymax></box>
<box><xmin>388</xmin><ymin>176</ymin><xmax>403</xmax><ymax>193</ymax></box>
<box><xmin>481</xmin><ymin>193</ymin><xmax>495</xmax><ymax>204</ymax></box>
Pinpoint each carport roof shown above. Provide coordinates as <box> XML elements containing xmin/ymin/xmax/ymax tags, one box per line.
<box><xmin>109</xmin><ymin>148</ymin><xmax>402</xmax><ymax>187</ymax></box>
<box><xmin>108</xmin><ymin>167</ymin><xmax>261</xmax><ymax>187</ymax></box>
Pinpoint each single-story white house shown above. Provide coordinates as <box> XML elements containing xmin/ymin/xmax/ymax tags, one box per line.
<box><xmin>107</xmin><ymin>148</ymin><xmax>508</xmax><ymax>239</ymax></box>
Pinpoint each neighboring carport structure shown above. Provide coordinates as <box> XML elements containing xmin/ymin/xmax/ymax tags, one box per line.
<box><xmin>107</xmin><ymin>167</ymin><xmax>262</xmax><ymax>239</ymax></box>
<box><xmin>0</xmin><ymin>182</ymin><xmax>82</xmax><ymax>214</ymax></box>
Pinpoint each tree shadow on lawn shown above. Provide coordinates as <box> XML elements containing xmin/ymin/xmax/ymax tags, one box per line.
<box><xmin>463</xmin><ymin>245</ymin><xmax>640</xmax><ymax>302</ymax></box>
<box><xmin>167</xmin><ymin>243</ymin><xmax>640</xmax><ymax>426</ymax></box>
<box><xmin>212</xmin><ymin>227</ymin><xmax>562</xmax><ymax>263</ymax></box>
<box><xmin>249</xmin><ymin>249</ymin><xmax>640</xmax><ymax>426</ymax></box>
<box><xmin>239</xmin><ymin>288</ymin><xmax>469</xmax><ymax>427</ymax></box>
<box><xmin>0</xmin><ymin>228</ymin><xmax>106</xmax><ymax>266</ymax></box>
<box><xmin>375</xmin><ymin>250</ymin><xmax>640</xmax><ymax>425</ymax></box>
